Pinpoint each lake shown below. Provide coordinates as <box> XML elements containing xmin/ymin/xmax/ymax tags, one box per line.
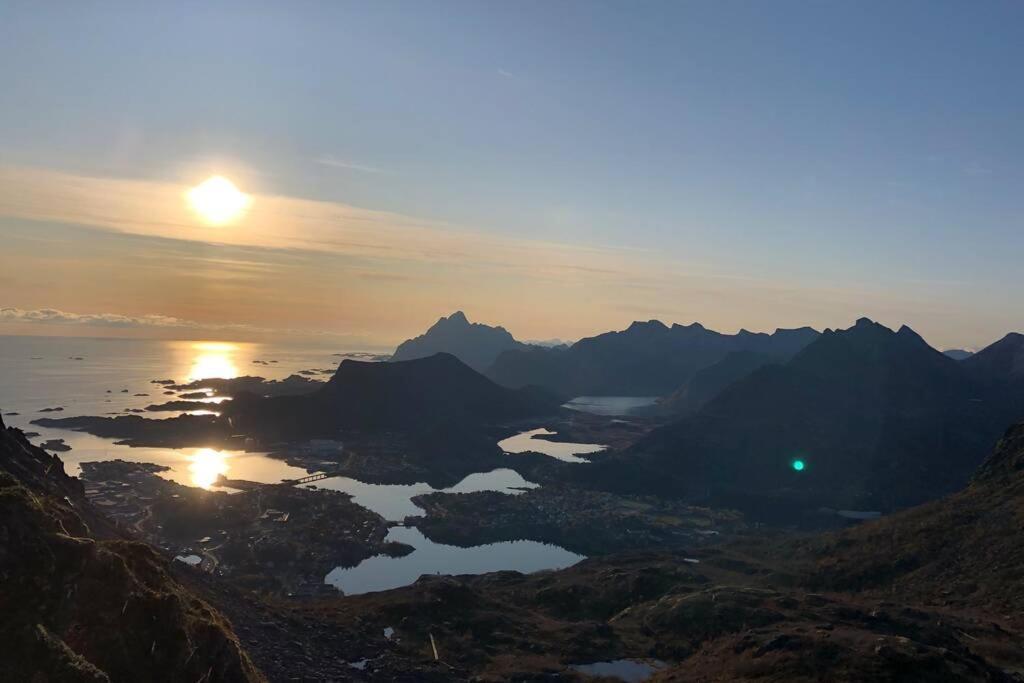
<box><xmin>310</xmin><ymin>468</ymin><xmax>538</xmax><ymax>520</ymax></box>
<box><xmin>498</xmin><ymin>427</ymin><xmax>606</xmax><ymax>463</ymax></box>
<box><xmin>324</xmin><ymin>525</ymin><xmax>584</xmax><ymax>595</ymax></box>
<box><xmin>563</xmin><ymin>395</ymin><xmax>659</xmax><ymax>416</ymax></box>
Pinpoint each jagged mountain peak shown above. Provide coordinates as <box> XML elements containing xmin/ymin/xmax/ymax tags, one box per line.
<box><xmin>628</xmin><ymin>319</ymin><xmax>670</xmax><ymax>332</ymax></box>
<box><xmin>391</xmin><ymin>312</ymin><xmax>524</xmax><ymax>370</ymax></box>
<box><xmin>443</xmin><ymin>310</ymin><xmax>469</xmax><ymax>325</ymax></box>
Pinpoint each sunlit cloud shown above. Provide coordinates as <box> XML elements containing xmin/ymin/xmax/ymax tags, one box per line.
<box><xmin>0</xmin><ymin>305</ymin><xmax>369</xmax><ymax>342</ymax></box>
<box><xmin>0</xmin><ymin>164</ymin><xmax>668</xmax><ymax>287</ymax></box>
<box><xmin>0</xmin><ymin>307</ymin><xmax>201</xmax><ymax>329</ymax></box>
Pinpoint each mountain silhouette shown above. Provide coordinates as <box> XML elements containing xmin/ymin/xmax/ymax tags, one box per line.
<box><xmin>488</xmin><ymin>320</ymin><xmax>818</xmax><ymax>396</ymax></box>
<box><xmin>226</xmin><ymin>352</ymin><xmax>562</xmax><ymax>439</ymax></box>
<box><xmin>810</xmin><ymin>419</ymin><xmax>1024</xmax><ymax>620</ymax></box>
<box><xmin>589</xmin><ymin>318</ymin><xmax>1024</xmax><ymax>516</ymax></box>
<box><xmin>391</xmin><ymin>311</ymin><xmax>527</xmax><ymax>371</ymax></box>
<box><xmin>654</xmin><ymin>350</ymin><xmax>780</xmax><ymax>415</ymax></box>
<box><xmin>962</xmin><ymin>332</ymin><xmax>1024</xmax><ymax>380</ymax></box>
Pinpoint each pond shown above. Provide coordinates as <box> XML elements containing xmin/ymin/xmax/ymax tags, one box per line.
<box><xmin>498</xmin><ymin>427</ymin><xmax>606</xmax><ymax>463</ymax></box>
<box><xmin>571</xmin><ymin>659</ymin><xmax>668</xmax><ymax>682</ymax></box>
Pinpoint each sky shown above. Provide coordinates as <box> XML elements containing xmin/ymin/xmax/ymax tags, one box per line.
<box><xmin>1</xmin><ymin>1</ymin><xmax>1022</xmax><ymax>351</ymax></box>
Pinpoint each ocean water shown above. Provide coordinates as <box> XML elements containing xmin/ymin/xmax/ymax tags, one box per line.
<box><xmin>0</xmin><ymin>335</ymin><xmax>369</xmax><ymax>487</ymax></box>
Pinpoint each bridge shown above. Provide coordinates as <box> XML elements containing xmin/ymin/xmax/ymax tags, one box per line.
<box><xmin>283</xmin><ymin>471</ymin><xmax>342</xmax><ymax>486</ymax></box>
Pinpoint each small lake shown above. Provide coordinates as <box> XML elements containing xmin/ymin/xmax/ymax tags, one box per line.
<box><xmin>309</xmin><ymin>468</ymin><xmax>538</xmax><ymax>520</ymax></box>
<box><xmin>325</xmin><ymin>526</ymin><xmax>584</xmax><ymax>595</ymax></box>
<box><xmin>571</xmin><ymin>659</ymin><xmax>667</xmax><ymax>682</ymax></box>
<box><xmin>498</xmin><ymin>427</ymin><xmax>606</xmax><ymax>463</ymax></box>
<box><xmin>563</xmin><ymin>396</ymin><xmax>658</xmax><ymax>416</ymax></box>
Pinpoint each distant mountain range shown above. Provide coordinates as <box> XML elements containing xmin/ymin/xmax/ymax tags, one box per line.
<box><xmin>943</xmin><ymin>348</ymin><xmax>975</xmax><ymax>360</ymax></box>
<box><xmin>391</xmin><ymin>312</ymin><xmax>820</xmax><ymax>397</ymax></box>
<box><xmin>576</xmin><ymin>318</ymin><xmax>1024</xmax><ymax>516</ymax></box>
<box><xmin>489</xmin><ymin>320</ymin><xmax>820</xmax><ymax>396</ymax></box>
<box><xmin>390</xmin><ymin>311</ymin><xmax>528</xmax><ymax>371</ymax></box>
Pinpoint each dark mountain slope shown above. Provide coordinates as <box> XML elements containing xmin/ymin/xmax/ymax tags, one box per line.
<box><xmin>391</xmin><ymin>311</ymin><xmax>527</xmax><ymax>371</ymax></box>
<box><xmin>963</xmin><ymin>332</ymin><xmax>1024</xmax><ymax>380</ymax></box>
<box><xmin>810</xmin><ymin>419</ymin><xmax>1024</xmax><ymax>627</ymax></box>
<box><xmin>225</xmin><ymin>352</ymin><xmax>562</xmax><ymax>440</ymax></box>
<box><xmin>592</xmin><ymin>319</ymin><xmax>1024</xmax><ymax>515</ymax></box>
<box><xmin>487</xmin><ymin>320</ymin><xmax>818</xmax><ymax>396</ymax></box>
<box><xmin>653</xmin><ymin>350</ymin><xmax>779</xmax><ymax>415</ymax></box>
<box><xmin>0</xmin><ymin>415</ymin><xmax>262</xmax><ymax>682</ymax></box>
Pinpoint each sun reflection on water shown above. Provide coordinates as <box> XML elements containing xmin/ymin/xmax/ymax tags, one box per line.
<box><xmin>186</xmin><ymin>341</ymin><xmax>241</xmax><ymax>381</ymax></box>
<box><xmin>188</xmin><ymin>448</ymin><xmax>229</xmax><ymax>489</ymax></box>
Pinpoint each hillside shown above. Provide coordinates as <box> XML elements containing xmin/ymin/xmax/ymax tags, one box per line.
<box><xmin>653</xmin><ymin>350</ymin><xmax>779</xmax><ymax>415</ymax></box>
<box><xmin>808</xmin><ymin>419</ymin><xmax>1024</xmax><ymax>625</ymax></box>
<box><xmin>0</xmin><ymin>415</ymin><xmax>262</xmax><ymax>682</ymax></box>
<box><xmin>487</xmin><ymin>320</ymin><xmax>818</xmax><ymax>396</ymax></box>
<box><xmin>964</xmin><ymin>332</ymin><xmax>1024</xmax><ymax>380</ymax></box>
<box><xmin>590</xmin><ymin>318</ymin><xmax>1024</xmax><ymax>515</ymax></box>
<box><xmin>391</xmin><ymin>311</ymin><xmax>527</xmax><ymax>371</ymax></box>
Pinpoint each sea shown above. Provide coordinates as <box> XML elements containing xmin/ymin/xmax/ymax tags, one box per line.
<box><xmin>0</xmin><ymin>334</ymin><xmax>614</xmax><ymax>593</ymax></box>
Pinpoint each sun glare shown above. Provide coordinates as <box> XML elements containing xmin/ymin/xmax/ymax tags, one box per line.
<box><xmin>186</xmin><ymin>175</ymin><xmax>251</xmax><ymax>225</ymax></box>
<box><xmin>188</xmin><ymin>448</ymin><xmax>230</xmax><ymax>489</ymax></box>
<box><xmin>188</xmin><ymin>341</ymin><xmax>240</xmax><ymax>381</ymax></box>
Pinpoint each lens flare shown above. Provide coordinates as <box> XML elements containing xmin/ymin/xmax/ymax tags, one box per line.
<box><xmin>792</xmin><ymin>459</ymin><xmax>806</xmax><ymax>472</ymax></box>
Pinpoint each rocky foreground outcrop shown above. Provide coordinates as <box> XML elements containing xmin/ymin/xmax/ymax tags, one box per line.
<box><xmin>0</xmin><ymin>415</ymin><xmax>262</xmax><ymax>682</ymax></box>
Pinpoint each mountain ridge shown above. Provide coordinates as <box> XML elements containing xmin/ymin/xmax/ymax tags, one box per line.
<box><xmin>487</xmin><ymin>320</ymin><xmax>819</xmax><ymax>396</ymax></box>
<box><xmin>581</xmin><ymin>318</ymin><xmax>1024</xmax><ymax>516</ymax></box>
<box><xmin>390</xmin><ymin>311</ymin><xmax>528</xmax><ymax>371</ymax></box>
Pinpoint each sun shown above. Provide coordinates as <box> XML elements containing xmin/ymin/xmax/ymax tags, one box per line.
<box><xmin>186</xmin><ymin>176</ymin><xmax>251</xmax><ymax>225</ymax></box>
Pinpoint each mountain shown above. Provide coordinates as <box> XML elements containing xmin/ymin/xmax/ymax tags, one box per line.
<box><xmin>0</xmin><ymin>414</ymin><xmax>261</xmax><ymax>682</ymax></box>
<box><xmin>810</xmin><ymin>419</ymin><xmax>1024</xmax><ymax>623</ymax></box>
<box><xmin>391</xmin><ymin>311</ymin><xmax>527</xmax><ymax>371</ymax></box>
<box><xmin>487</xmin><ymin>320</ymin><xmax>819</xmax><ymax>396</ymax></box>
<box><xmin>963</xmin><ymin>332</ymin><xmax>1024</xmax><ymax>380</ymax></box>
<box><xmin>225</xmin><ymin>352</ymin><xmax>562</xmax><ymax>440</ymax></box>
<box><xmin>592</xmin><ymin>318</ymin><xmax>1024</xmax><ymax>515</ymax></box>
<box><xmin>653</xmin><ymin>350</ymin><xmax>779</xmax><ymax>415</ymax></box>
<box><xmin>943</xmin><ymin>348</ymin><xmax>974</xmax><ymax>361</ymax></box>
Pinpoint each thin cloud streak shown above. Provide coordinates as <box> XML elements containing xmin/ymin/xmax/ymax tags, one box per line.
<box><xmin>0</xmin><ymin>306</ymin><xmax>370</xmax><ymax>342</ymax></box>
<box><xmin>315</xmin><ymin>156</ymin><xmax>388</xmax><ymax>174</ymax></box>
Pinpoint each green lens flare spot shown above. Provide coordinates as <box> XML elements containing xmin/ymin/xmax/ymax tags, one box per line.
<box><xmin>791</xmin><ymin>459</ymin><xmax>805</xmax><ymax>472</ymax></box>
